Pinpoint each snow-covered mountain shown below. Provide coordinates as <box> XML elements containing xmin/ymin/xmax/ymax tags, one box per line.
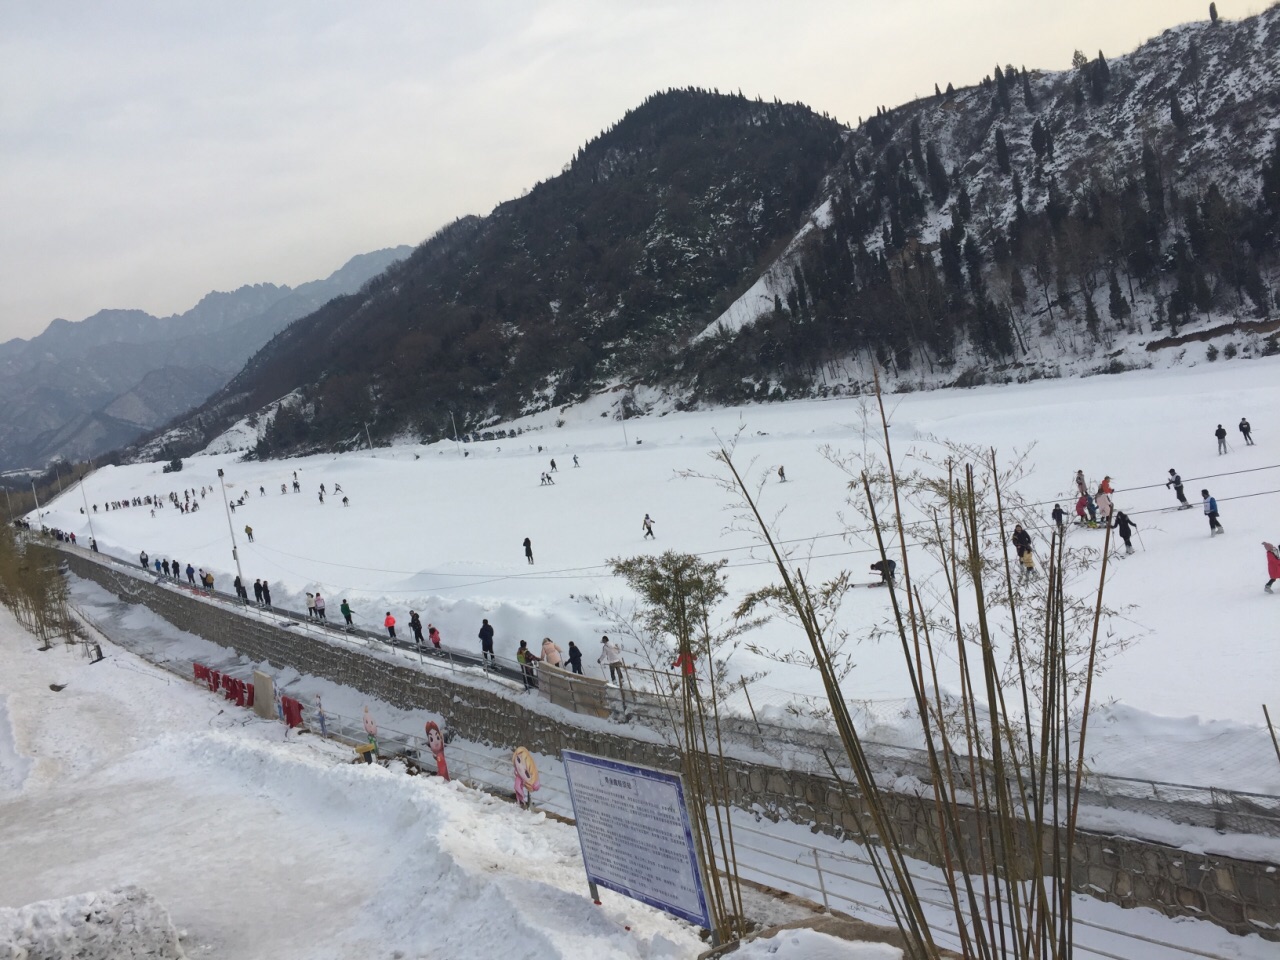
<box><xmin>148</xmin><ymin>6</ymin><xmax>1280</xmax><ymax>461</ymax></box>
<box><xmin>0</xmin><ymin>246</ymin><xmax>412</xmax><ymax>471</ymax></box>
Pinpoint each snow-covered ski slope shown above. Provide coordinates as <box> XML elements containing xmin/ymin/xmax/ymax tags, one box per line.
<box><xmin>36</xmin><ymin>358</ymin><xmax>1280</xmax><ymax>792</ymax></box>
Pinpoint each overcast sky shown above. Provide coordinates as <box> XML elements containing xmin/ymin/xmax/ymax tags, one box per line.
<box><xmin>0</xmin><ymin>0</ymin><xmax>1231</xmax><ymax>341</ymax></box>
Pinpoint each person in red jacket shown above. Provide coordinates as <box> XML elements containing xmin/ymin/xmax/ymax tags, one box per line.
<box><xmin>673</xmin><ymin>650</ymin><xmax>696</xmax><ymax>678</ymax></box>
<box><xmin>1263</xmin><ymin>541</ymin><xmax>1280</xmax><ymax>593</ymax></box>
<box><xmin>384</xmin><ymin>612</ymin><xmax>396</xmax><ymax>638</ymax></box>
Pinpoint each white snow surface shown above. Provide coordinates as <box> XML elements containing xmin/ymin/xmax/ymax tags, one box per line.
<box><xmin>0</xmin><ymin>606</ymin><xmax>715</xmax><ymax>960</ymax></box>
<box><xmin>33</xmin><ymin>358</ymin><xmax>1280</xmax><ymax>794</ymax></box>
<box><xmin>0</xmin><ymin>886</ymin><xmax>184</xmax><ymax>960</ymax></box>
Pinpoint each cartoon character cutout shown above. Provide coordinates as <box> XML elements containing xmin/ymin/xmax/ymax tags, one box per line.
<box><xmin>425</xmin><ymin>720</ymin><xmax>449</xmax><ymax>781</ymax></box>
<box><xmin>362</xmin><ymin>705</ymin><xmax>378</xmax><ymax>754</ymax></box>
<box><xmin>513</xmin><ymin>746</ymin><xmax>540</xmax><ymax>809</ymax></box>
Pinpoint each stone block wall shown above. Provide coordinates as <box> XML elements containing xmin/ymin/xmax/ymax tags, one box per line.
<box><xmin>59</xmin><ymin>548</ymin><xmax>1279</xmax><ymax>939</ymax></box>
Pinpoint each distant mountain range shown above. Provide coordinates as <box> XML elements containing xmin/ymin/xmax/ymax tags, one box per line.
<box><xmin>135</xmin><ymin>6</ymin><xmax>1280</xmax><ymax>461</ymax></box>
<box><xmin>0</xmin><ymin>247</ymin><xmax>411</xmax><ymax>471</ymax></box>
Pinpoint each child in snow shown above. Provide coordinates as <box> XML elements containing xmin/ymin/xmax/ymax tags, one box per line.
<box><xmin>1051</xmin><ymin>504</ymin><xmax>1065</xmax><ymax>532</ymax></box>
<box><xmin>1263</xmin><ymin>542</ymin><xmax>1280</xmax><ymax>593</ymax></box>
<box><xmin>428</xmin><ymin>624</ymin><xmax>441</xmax><ymax>648</ymax></box>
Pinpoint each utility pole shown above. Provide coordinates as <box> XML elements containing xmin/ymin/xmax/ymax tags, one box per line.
<box><xmin>79</xmin><ymin>474</ymin><xmax>96</xmax><ymax>548</ymax></box>
<box><xmin>54</xmin><ymin>466</ymin><xmax>62</xmax><ymax>493</ymax></box>
<box><xmin>450</xmin><ymin>412</ymin><xmax>463</xmax><ymax>457</ymax></box>
<box><xmin>216</xmin><ymin>468</ymin><xmax>246</xmax><ymax>602</ymax></box>
<box><xmin>31</xmin><ymin>481</ymin><xmax>41</xmax><ymax>518</ymax></box>
<box><xmin>364</xmin><ymin>423</ymin><xmax>374</xmax><ymax>452</ymax></box>
<box><xmin>3</xmin><ymin>487</ymin><xmax>12</xmax><ymax>520</ymax></box>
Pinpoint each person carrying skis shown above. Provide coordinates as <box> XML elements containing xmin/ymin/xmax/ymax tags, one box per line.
<box><xmin>1240</xmin><ymin>418</ymin><xmax>1254</xmax><ymax>446</ymax></box>
<box><xmin>1215</xmin><ymin>424</ymin><xmax>1228</xmax><ymax>455</ymax></box>
<box><xmin>384</xmin><ymin>612</ymin><xmax>397</xmax><ymax>639</ymax></box>
<box><xmin>1201</xmin><ymin>489</ymin><xmax>1224</xmax><ymax>535</ymax></box>
<box><xmin>642</xmin><ymin>514</ymin><xmax>656</xmax><ymax>539</ymax></box>
<box><xmin>340</xmin><ymin>599</ymin><xmax>353</xmax><ymax>625</ymax></box>
<box><xmin>1114</xmin><ymin>511</ymin><xmax>1138</xmax><ymax>555</ymax></box>
<box><xmin>870</xmin><ymin>558</ymin><xmax>896</xmax><ymax>586</ymax></box>
<box><xmin>1167</xmin><ymin>469</ymin><xmax>1189</xmax><ymax>509</ymax></box>
<box><xmin>1263</xmin><ymin>541</ymin><xmax>1280</xmax><ymax>593</ymax></box>
<box><xmin>1051</xmin><ymin>504</ymin><xmax>1065</xmax><ymax>532</ymax></box>
<box><xmin>478</xmin><ymin>618</ymin><xmax>496</xmax><ymax>665</ymax></box>
<box><xmin>598</xmin><ymin>636</ymin><xmax>625</xmax><ymax>683</ymax></box>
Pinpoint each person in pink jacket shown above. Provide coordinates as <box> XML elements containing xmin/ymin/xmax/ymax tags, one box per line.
<box><xmin>540</xmin><ymin>637</ymin><xmax>563</xmax><ymax>667</ymax></box>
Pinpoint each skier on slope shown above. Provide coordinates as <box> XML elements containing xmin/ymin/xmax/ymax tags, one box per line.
<box><xmin>1094</xmin><ymin>487</ymin><xmax>1114</xmax><ymax>528</ymax></box>
<box><xmin>1201</xmin><ymin>489</ymin><xmax>1224</xmax><ymax>536</ymax></box>
<box><xmin>409</xmin><ymin>610</ymin><xmax>424</xmax><ymax>644</ymax></box>
<box><xmin>1215</xmin><ymin>424</ymin><xmax>1229</xmax><ymax>455</ymax></box>
<box><xmin>1114</xmin><ymin>511</ymin><xmax>1138</xmax><ymax>555</ymax></box>
<box><xmin>428</xmin><ymin>623</ymin><xmax>441</xmax><ymax>648</ymax></box>
<box><xmin>1011</xmin><ymin>525</ymin><xmax>1037</xmax><ymax>580</ymax></box>
<box><xmin>384</xmin><ymin>612</ymin><xmax>397</xmax><ymax>639</ymax></box>
<box><xmin>341</xmin><ymin>599</ymin><xmax>353</xmax><ymax>625</ymax></box>
<box><xmin>1167</xmin><ymin>469</ymin><xmax>1190</xmax><ymax>509</ymax></box>
<box><xmin>870</xmin><ymin>558</ymin><xmax>896</xmax><ymax>586</ymax></box>
<box><xmin>642</xmin><ymin>514</ymin><xmax>656</xmax><ymax>539</ymax></box>
<box><xmin>1263</xmin><ymin>541</ymin><xmax>1280</xmax><ymax>593</ymax></box>
<box><xmin>1240</xmin><ymin>418</ymin><xmax>1254</xmax><ymax>446</ymax></box>
<box><xmin>478</xmin><ymin>619</ymin><xmax>496</xmax><ymax>665</ymax></box>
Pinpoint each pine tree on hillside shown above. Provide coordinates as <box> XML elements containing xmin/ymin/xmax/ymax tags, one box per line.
<box><xmin>1170</xmin><ymin>91</ymin><xmax>1187</xmax><ymax>129</ymax></box>
<box><xmin>925</xmin><ymin>141</ymin><xmax>950</xmax><ymax>205</ymax></box>
<box><xmin>945</xmin><ymin>81</ymin><xmax>955</xmax><ymax>96</ymax></box>
<box><xmin>995</xmin><ymin>127</ymin><xmax>1011</xmax><ymax>175</ymax></box>
<box><xmin>1142</xmin><ymin>142</ymin><xmax>1166</xmax><ymax>219</ymax></box>
<box><xmin>1108</xmin><ymin>269</ymin><xmax>1131</xmax><ymax>322</ymax></box>
<box><xmin>1031</xmin><ymin>119</ymin><xmax>1047</xmax><ymax>160</ymax></box>
<box><xmin>995</xmin><ymin>65</ymin><xmax>1010</xmax><ymax>113</ymax></box>
<box><xmin>1210</xmin><ymin>3</ymin><xmax>1218</xmax><ymax>24</ymax></box>
<box><xmin>935</xmin><ymin>82</ymin><xmax>942</xmax><ymax>97</ymax></box>
<box><xmin>1022</xmin><ymin>70</ymin><xmax>1035</xmax><ymax>111</ymax></box>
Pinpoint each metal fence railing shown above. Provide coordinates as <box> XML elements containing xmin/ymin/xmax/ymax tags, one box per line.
<box><xmin>49</xmin><ymin>535</ymin><xmax>1280</xmax><ymax>841</ymax></box>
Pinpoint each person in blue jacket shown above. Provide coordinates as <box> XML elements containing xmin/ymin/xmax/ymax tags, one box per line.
<box><xmin>1201</xmin><ymin>489</ymin><xmax>1224</xmax><ymax>536</ymax></box>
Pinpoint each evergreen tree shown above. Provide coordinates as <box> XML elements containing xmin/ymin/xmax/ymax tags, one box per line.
<box><xmin>1210</xmin><ymin>2</ymin><xmax>1218</xmax><ymax>24</ymax></box>
<box><xmin>1108</xmin><ymin>269</ymin><xmax>1131</xmax><ymax>321</ymax></box>
<box><xmin>910</xmin><ymin>117</ymin><xmax>926</xmax><ymax>178</ymax></box>
<box><xmin>935</xmin><ymin>83</ymin><xmax>942</xmax><ymax>97</ymax></box>
<box><xmin>955</xmin><ymin>183</ymin><xmax>972</xmax><ymax>223</ymax></box>
<box><xmin>1022</xmin><ymin>69</ymin><xmax>1035</xmax><ymax>111</ymax></box>
<box><xmin>925</xmin><ymin>141</ymin><xmax>950</xmax><ymax>205</ymax></box>
<box><xmin>1031</xmin><ymin>119</ymin><xmax>1047</xmax><ymax>160</ymax></box>
<box><xmin>994</xmin><ymin>65</ymin><xmax>1010</xmax><ymax>113</ymax></box>
<box><xmin>1090</xmin><ymin>52</ymin><xmax>1110</xmax><ymax>104</ymax></box>
<box><xmin>945</xmin><ymin>81</ymin><xmax>955</xmax><ymax>96</ymax></box>
<box><xmin>1170</xmin><ymin>90</ymin><xmax>1187</xmax><ymax>129</ymax></box>
<box><xmin>1084</xmin><ymin>294</ymin><xmax>1101</xmax><ymax>341</ymax></box>
<box><xmin>1142</xmin><ymin>142</ymin><xmax>1165</xmax><ymax>219</ymax></box>
<box><xmin>995</xmin><ymin>127</ymin><xmax>1010</xmax><ymax>175</ymax></box>
<box><xmin>1261</xmin><ymin>133</ymin><xmax>1280</xmax><ymax>221</ymax></box>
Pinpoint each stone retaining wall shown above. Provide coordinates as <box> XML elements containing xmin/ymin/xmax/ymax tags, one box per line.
<box><xmin>59</xmin><ymin>548</ymin><xmax>1279</xmax><ymax>939</ymax></box>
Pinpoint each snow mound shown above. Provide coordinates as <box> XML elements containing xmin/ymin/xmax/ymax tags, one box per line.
<box><xmin>0</xmin><ymin>885</ymin><xmax>185</xmax><ymax>960</ymax></box>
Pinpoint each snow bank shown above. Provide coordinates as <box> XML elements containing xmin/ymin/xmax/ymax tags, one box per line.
<box><xmin>0</xmin><ymin>885</ymin><xmax>184</xmax><ymax>960</ymax></box>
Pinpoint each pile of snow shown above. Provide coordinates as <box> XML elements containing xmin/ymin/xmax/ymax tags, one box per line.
<box><xmin>0</xmin><ymin>885</ymin><xmax>184</xmax><ymax>960</ymax></box>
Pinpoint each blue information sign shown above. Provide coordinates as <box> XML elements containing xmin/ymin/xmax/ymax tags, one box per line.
<box><xmin>561</xmin><ymin>750</ymin><xmax>711</xmax><ymax>929</ymax></box>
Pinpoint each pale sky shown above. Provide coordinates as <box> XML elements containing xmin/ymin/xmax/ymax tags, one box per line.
<box><xmin>0</xmin><ymin>0</ymin><xmax>1236</xmax><ymax>341</ymax></box>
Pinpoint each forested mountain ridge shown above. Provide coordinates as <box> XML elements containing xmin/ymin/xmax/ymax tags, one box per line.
<box><xmin>150</xmin><ymin>5</ymin><xmax>1280</xmax><ymax>460</ymax></box>
<box><xmin>0</xmin><ymin>246</ymin><xmax>410</xmax><ymax>471</ymax></box>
